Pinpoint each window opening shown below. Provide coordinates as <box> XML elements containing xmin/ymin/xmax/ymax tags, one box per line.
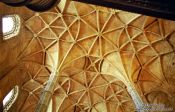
<box><xmin>2</xmin><ymin>15</ymin><xmax>20</xmax><ymax>40</ymax></box>
<box><xmin>3</xmin><ymin>86</ymin><xmax>19</xmax><ymax>112</ymax></box>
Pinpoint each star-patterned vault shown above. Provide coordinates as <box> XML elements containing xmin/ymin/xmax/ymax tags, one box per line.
<box><xmin>0</xmin><ymin>0</ymin><xmax>175</xmax><ymax>112</ymax></box>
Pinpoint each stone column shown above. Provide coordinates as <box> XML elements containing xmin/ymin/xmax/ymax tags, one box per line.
<box><xmin>35</xmin><ymin>69</ymin><xmax>58</xmax><ymax>112</ymax></box>
<box><xmin>100</xmin><ymin>55</ymin><xmax>145</xmax><ymax>111</ymax></box>
<box><xmin>126</xmin><ymin>83</ymin><xmax>144</xmax><ymax>112</ymax></box>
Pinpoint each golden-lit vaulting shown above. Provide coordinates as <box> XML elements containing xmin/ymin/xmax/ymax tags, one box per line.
<box><xmin>0</xmin><ymin>0</ymin><xmax>175</xmax><ymax>112</ymax></box>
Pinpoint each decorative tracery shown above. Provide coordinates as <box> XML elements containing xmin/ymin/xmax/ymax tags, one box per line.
<box><xmin>0</xmin><ymin>0</ymin><xmax>175</xmax><ymax>112</ymax></box>
<box><xmin>24</xmin><ymin>1</ymin><xmax>175</xmax><ymax>111</ymax></box>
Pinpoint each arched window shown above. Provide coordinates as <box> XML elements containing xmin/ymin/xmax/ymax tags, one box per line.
<box><xmin>3</xmin><ymin>86</ymin><xmax>19</xmax><ymax>112</ymax></box>
<box><xmin>2</xmin><ymin>15</ymin><xmax>20</xmax><ymax>40</ymax></box>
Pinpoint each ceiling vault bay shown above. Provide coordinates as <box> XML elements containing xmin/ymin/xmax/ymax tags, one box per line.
<box><xmin>0</xmin><ymin>0</ymin><xmax>175</xmax><ymax>112</ymax></box>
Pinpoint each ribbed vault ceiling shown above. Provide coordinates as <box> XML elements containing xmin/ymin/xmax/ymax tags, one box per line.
<box><xmin>1</xmin><ymin>0</ymin><xmax>175</xmax><ymax>112</ymax></box>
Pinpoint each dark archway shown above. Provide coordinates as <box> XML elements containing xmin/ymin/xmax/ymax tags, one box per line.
<box><xmin>73</xmin><ymin>0</ymin><xmax>175</xmax><ymax>20</ymax></box>
<box><xmin>1</xmin><ymin>0</ymin><xmax>60</xmax><ymax>12</ymax></box>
